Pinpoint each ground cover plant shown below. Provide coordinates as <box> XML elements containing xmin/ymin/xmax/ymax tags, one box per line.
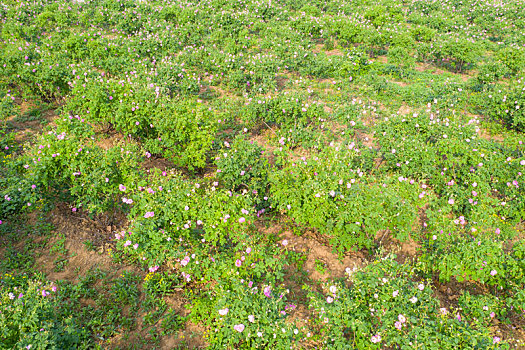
<box><xmin>1</xmin><ymin>0</ymin><xmax>525</xmax><ymax>348</ymax></box>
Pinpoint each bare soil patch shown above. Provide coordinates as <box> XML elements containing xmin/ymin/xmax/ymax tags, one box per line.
<box><xmin>325</xmin><ymin>49</ymin><xmax>344</xmax><ymax>56</ymax></box>
<box><xmin>275</xmin><ymin>225</ymin><xmax>367</xmax><ymax>282</ymax></box>
<box><xmin>7</xmin><ymin>100</ymin><xmax>58</xmax><ymax>143</ymax></box>
<box><xmin>35</xmin><ymin>203</ymin><xmax>131</xmax><ymax>282</ymax></box>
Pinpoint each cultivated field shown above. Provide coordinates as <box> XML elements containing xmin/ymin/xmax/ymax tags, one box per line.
<box><xmin>1</xmin><ymin>0</ymin><xmax>525</xmax><ymax>348</ymax></box>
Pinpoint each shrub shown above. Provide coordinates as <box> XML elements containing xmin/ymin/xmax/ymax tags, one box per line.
<box><xmin>433</xmin><ymin>37</ymin><xmax>484</xmax><ymax>73</ymax></box>
<box><xmin>215</xmin><ymin>136</ymin><xmax>270</xmax><ymax>208</ymax></box>
<box><xmin>270</xmin><ymin>144</ymin><xmax>423</xmax><ymax>253</ymax></box>
<box><xmin>473</xmin><ymin>61</ymin><xmax>510</xmax><ymax>87</ymax></box>
<box><xmin>376</xmin><ymin>111</ymin><xmax>525</xmax><ymax>222</ymax></box>
<box><xmin>119</xmin><ymin>171</ymin><xmax>255</xmax><ymax>267</ymax></box>
<box><xmin>204</xmin><ymin>279</ymin><xmax>299</xmax><ymax>349</ymax></box>
<box><xmin>66</xmin><ymin>76</ymin><xmax>220</xmax><ymax>170</ymax></box>
<box><xmin>410</xmin><ymin>25</ymin><xmax>436</xmax><ymax>43</ymax></box>
<box><xmin>480</xmin><ymin>78</ymin><xmax>525</xmax><ymax>131</ymax></box>
<box><xmin>22</xmin><ymin>119</ymin><xmax>144</xmax><ymax>215</ymax></box>
<box><xmin>306</xmin><ymin>256</ymin><xmax>506</xmax><ymax>349</ymax></box>
<box><xmin>0</xmin><ymin>274</ymin><xmax>91</xmax><ymax>349</ymax></box>
<box><xmin>240</xmin><ymin>92</ymin><xmax>326</xmax><ymax>147</ymax></box>
<box><xmin>388</xmin><ymin>46</ymin><xmax>416</xmax><ymax>69</ymax></box>
<box><xmin>496</xmin><ymin>45</ymin><xmax>525</xmax><ymax>76</ymax></box>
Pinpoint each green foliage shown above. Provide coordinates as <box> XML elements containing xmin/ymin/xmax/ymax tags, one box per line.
<box><xmin>496</xmin><ymin>46</ymin><xmax>525</xmax><ymax>76</ymax></box>
<box><xmin>22</xmin><ymin>118</ymin><xmax>144</xmax><ymax>215</ymax></box>
<box><xmin>306</xmin><ymin>257</ymin><xmax>507</xmax><ymax>349</ymax></box>
<box><xmin>0</xmin><ymin>275</ymin><xmax>92</xmax><ymax>349</ymax></box>
<box><xmin>376</xmin><ymin>111</ymin><xmax>525</xmax><ymax>222</ymax></box>
<box><xmin>473</xmin><ymin>61</ymin><xmax>510</xmax><ymax>87</ymax></box>
<box><xmin>478</xmin><ymin>78</ymin><xmax>525</xmax><ymax>131</ymax></box>
<box><xmin>425</xmin><ymin>233</ymin><xmax>513</xmax><ymax>287</ymax></box>
<box><xmin>388</xmin><ymin>46</ymin><xmax>415</xmax><ymax>69</ymax></box>
<box><xmin>204</xmin><ymin>279</ymin><xmax>299</xmax><ymax>349</ymax></box>
<box><xmin>144</xmin><ymin>271</ymin><xmax>183</xmax><ymax>297</ymax></box>
<box><xmin>433</xmin><ymin>37</ymin><xmax>484</xmax><ymax>73</ymax></box>
<box><xmin>458</xmin><ymin>291</ymin><xmax>504</xmax><ymax>327</ymax></box>
<box><xmin>66</xmin><ymin>78</ymin><xmax>219</xmax><ymax>170</ymax></box>
<box><xmin>118</xmin><ymin>171</ymin><xmax>255</xmax><ymax>267</ymax></box>
<box><xmin>215</xmin><ymin>135</ymin><xmax>270</xmax><ymax>207</ymax></box>
<box><xmin>270</xmin><ymin>144</ymin><xmax>423</xmax><ymax>253</ymax></box>
<box><xmin>241</xmin><ymin>92</ymin><xmax>324</xmax><ymax>131</ymax></box>
<box><xmin>410</xmin><ymin>25</ymin><xmax>436</xmax><ymax>43</ymax></box>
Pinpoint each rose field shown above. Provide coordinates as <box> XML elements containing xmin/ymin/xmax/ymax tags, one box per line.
<box><xmin>1</xmin><ymin>0</ymin><xmax>525</xmax><ymax>348</ymax></box>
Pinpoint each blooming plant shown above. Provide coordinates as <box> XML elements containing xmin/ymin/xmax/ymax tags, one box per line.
<box><xmin>214</xmin><ymin>135</ymin><xmax>270</xmax><ymax>208</ymax></box>
<box><xmin>306</xmin><ymin>257</ymin><xmax>507</xmax><ymax>349</ymax></box>
<box><xmin>205</xmin><ymin>278</ymin><xmax>300</xmax><ymax>349</ymax></box>
<box><xmin>271</xmin><ymin>144</ymin><xmax>426</xmax><ymax>252</ymax></box>
<box><xmin>117</xmin><ymin>170</ymin><xmax>255</xmax><ymax>268</ymax></box>
<box><xmin>0</xmin><ymin>274</ymin><xmax>91</xmax><ymax>349</ymax></box>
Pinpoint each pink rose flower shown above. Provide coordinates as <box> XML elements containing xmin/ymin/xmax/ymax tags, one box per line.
<box><xmin>233</xmin><ymin>324</ymin><xmax>245</xmax><ymax>332</ymax></box>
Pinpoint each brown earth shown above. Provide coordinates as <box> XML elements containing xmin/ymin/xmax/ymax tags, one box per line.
<box><xmin>24</xmin><ymin>203</ymin><xmax>206</xmax><ymax>349</ymax></box>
